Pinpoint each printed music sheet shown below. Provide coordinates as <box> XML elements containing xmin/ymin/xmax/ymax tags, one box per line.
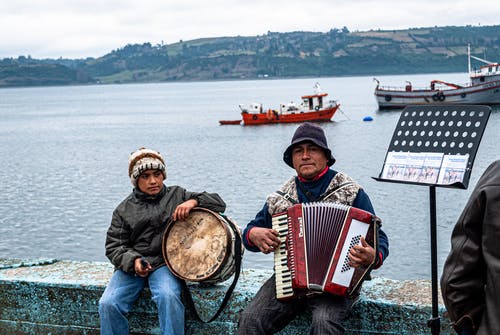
<box><xmin>436</xmin><ymin>154</ymin><xmax>469</xmax><ymax>185</ymax></box>
<box><xmin>381</xmin><ymin>152</ymin><xmax>443</xmax><ymax>184</ymax></box>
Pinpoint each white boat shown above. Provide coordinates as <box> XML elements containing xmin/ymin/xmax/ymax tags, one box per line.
<box><xmin>374</xmin><ymin>45</ymin><xmax>500</xmax><ymax>109</ymax></box>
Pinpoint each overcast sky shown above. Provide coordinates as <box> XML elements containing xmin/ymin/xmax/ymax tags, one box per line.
<box><xmin>0</xmin><ymin>0</ymin><xmax>497</xmax><ymax>59</ymax></box>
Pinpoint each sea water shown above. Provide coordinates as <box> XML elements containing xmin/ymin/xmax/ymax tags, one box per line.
<box><xmin>1</xmin><ymin>73</ymin><xmax>499</xmax><ymax>280</ymax></box>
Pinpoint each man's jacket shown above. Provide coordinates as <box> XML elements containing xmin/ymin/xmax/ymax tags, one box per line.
<box><xmin>441</xmin><ymin>160</ymin><xmax>500</xmax><ymax>334</ymax></box>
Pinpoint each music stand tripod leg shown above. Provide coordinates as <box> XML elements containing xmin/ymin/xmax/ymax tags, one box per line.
<box><xmin>428</xmin><ymin>186</ymin><xmax>440</xmax><ymax>334</ymax></box>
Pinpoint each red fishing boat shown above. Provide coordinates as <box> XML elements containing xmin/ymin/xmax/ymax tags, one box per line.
<box><xmin>219</xmin><ymin>84</ymin><xmax>340</xmax><ymax>126</ymax></box>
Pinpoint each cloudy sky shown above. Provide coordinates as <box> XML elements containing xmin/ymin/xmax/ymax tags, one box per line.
<box><xmin>0</xmin><ymin>0</ymin><xmax>497</xmax><ymax>59</ymax></box>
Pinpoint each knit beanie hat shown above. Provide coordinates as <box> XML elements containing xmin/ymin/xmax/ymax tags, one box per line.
<box><xmin>128</xmin><ymin>147</ymin><xmax>167</xmax><ymax>187</ymax></box>
<box><xmin>283</xmin><ymin>122</ymin><xmax>336</xmax><ymax>168</ymax></box>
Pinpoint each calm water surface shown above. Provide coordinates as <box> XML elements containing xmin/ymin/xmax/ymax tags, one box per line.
<box><xmin>1</xmin><ymin>73</ymin><xmax>499</xmax><ymax>280</ymax></box>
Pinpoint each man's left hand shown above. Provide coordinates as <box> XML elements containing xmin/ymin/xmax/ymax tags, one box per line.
<box><xmin>348</xmin><ymin>236</ymin><xmax>375</xmax><ymax>268</ymax></box>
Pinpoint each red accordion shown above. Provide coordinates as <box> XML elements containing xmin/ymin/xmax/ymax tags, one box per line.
<box><xmin>272</xmin><ymin>202</ymin><xmax>380</xmax><ymax>300</ymax></box>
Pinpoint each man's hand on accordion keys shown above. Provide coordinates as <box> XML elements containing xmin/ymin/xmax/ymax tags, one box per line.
<box><xmin>248</xmin><ymin>227</ymin><xmax>281</xmax><ymax>254</ymax></box>
<box><xmin>348</xmin><ymin>236</ymin><xmax>376</xmax><ymax>268</ymax></box>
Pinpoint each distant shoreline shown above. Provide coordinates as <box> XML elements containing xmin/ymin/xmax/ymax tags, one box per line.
<box><xmin>2</xmin><ymin>25</ymin><xmax>498</xmax><ymax>88</ymax></box>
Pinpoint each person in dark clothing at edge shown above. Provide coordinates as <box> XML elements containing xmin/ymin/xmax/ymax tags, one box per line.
<box><xmin>237</xmin><ymin>122</ymin><xmax>389</xmax><ymax>335</ymax></box>
<box><xmin>98</xmin><ymin>147</ymin><xmax>226</xmax><ymax>335</ymax></box>
<box><xmin>441</xmin><ymin>160</ymin><xmax>500</xmax><ymax>335</ymax></box>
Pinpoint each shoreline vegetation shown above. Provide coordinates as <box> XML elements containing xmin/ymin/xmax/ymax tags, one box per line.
<box><xmin>1</xmin><ymin>24</ymin><xmax>499</xmax><ymax>88</ymax></box>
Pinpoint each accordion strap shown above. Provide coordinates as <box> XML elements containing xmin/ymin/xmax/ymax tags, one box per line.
<box><xmin>276</xmin><ymin>190</ymin><xmax>299</xmax><ymax>204</ymax></box>
<box><xmin>296</xmin><ymin>180</ymin><xmax>356</xmax><ymax>202</ymax></box>
<box><xmin>317</xmin><ymin>181</ymin><xmax>356</xmax><ymax>201</ymax></box>
<box><xmin>276</xmin><ymin>181</ymin><xmax>356</xmax><ymax>204</ymax></box>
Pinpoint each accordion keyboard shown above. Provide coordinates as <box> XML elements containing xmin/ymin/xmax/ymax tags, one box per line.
<box><xmin>272</xmin><ymin>214</ymin><xmax>294</xmax><ymax>300</ymax></box>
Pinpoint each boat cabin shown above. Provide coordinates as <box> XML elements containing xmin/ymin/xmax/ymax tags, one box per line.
<box><xmin>301</xmin><ymin>92</ymin><xmax>328</xmax><ymax>111</ymax></box>
<box><xmin>239</xmin><ymin>102</ymin><xmax>263</xmax><ymax>114</ymax></box>
<box><xmin>470</xmin><ymin>63</ymin><xmax>500</xmax><ymax>84</ymax></box>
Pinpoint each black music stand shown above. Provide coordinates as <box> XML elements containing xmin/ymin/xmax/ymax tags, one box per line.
<box><xmin>373</xmin><ymin>105</ymin><xmax>491</xmax><ymax>335</ymax></box>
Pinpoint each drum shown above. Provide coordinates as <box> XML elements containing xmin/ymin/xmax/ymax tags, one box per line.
<box><xmin>162</xmin><ymin>207</ymin><xmax>243</xmax><ymax>284</ymax></box>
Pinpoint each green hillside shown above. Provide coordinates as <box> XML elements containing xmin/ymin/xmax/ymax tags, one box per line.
<box><xmin>1</xmin><ymin>25</ymin><xmax>499</xmax><ymax>87</ymax></box>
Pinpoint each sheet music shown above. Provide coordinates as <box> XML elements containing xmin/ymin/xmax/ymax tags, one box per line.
<box><xmin>381</xmin><ymin>151</ymin><xmax>445</xmax><ymax>183</ymax></box>
<box><xmin>380</xmin><ymin>151</ymin><xmax>471</xmax><ymax>186</ymax></box>
<box><xmin>437</xmin><ymin>154</ymin><xmax>469</xmax><ymax>185</ymax></box>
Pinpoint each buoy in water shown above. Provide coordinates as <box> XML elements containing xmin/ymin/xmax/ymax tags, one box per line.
<box><xmin>363</xmin><ymin>116</ymin><xmax>374</xmax><ymax>122</ymax></box>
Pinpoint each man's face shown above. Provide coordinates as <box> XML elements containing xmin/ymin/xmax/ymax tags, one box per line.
<box><xmin>137</xmin><ymin>169</ymin><xmax>164</xmax><ymax>195</ymax></box>
<box><xmin>292</xmin><ymin>142</ymin><xmax>328</xmax><ymax>180</ymax></box>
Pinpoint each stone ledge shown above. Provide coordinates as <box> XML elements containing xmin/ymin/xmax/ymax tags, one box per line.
<box><xmin>0</xmin><ymin>259</ymin><xmax>453</xmax><ymax>334</ymax></box>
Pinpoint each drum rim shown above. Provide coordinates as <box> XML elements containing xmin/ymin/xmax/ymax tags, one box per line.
<box><xmin>162</xmin><ymin>207</ymin><xmax>233</xmax><ymax>282</ymax></box>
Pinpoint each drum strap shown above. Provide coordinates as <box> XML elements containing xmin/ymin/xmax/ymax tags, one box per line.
<box><xmin>181</xmin><ymin>213</ymin><xmax>243</xmax><ymax>323</ymax></box>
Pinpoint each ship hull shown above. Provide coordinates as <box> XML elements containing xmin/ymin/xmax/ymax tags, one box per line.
<box><xmin>241</xmin><ymin>106</ymin><xmax>338</xmax><ymax>125</ymax></box>
<box><xmin>375</xmin><ymin>80</ymin><xmax>500</xmax><ymax>109</ymax></box>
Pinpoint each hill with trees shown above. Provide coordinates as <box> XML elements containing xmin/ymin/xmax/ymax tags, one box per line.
<box><xmin>1</xmin><ymin>25</ymin><xmax>499</xmax><ymax>87</ymax></box>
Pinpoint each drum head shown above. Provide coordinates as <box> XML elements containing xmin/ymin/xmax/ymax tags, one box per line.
<box><xmin>163</xmin><ymin>208</ymin><xmax>231</xmax><ymax>282</ymax></box>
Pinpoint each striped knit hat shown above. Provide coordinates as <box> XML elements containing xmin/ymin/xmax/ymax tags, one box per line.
<box><xmin>128</xmin><ymin>147</ymin><xmax>166</xmax><ymax>187</ymax></box>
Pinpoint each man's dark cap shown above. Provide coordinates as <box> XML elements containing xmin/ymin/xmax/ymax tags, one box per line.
<box><xmin>283</xmin><ymin>122</ymin><xmax>336</xmax><ymax>168</ymax></box>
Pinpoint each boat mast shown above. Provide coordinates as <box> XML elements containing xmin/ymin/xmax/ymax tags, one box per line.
<box><xmin>469</xmin><ymin>45</ymin><xmax>494</xmax><ymax>65</ymax></box>
<box><xmin>314</xmin><ymin>82</ymin><xmax>321</xmax><ymax>94</ymax></box>
<box><xmin>468</xmin><ymin>44</ymin><xmax>471</xmax><ymax>73</ymax></box>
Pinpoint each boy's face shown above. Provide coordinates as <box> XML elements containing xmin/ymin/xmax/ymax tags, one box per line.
<box><xmin>137</xmin><ymin>169</ymin><xmax>164</xmax><ymax>195</ymax></box>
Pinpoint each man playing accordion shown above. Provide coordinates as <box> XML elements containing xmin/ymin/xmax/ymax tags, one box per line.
<box><xmin>237</xmin><ymin>122</ymin><xmax>389</xmax><ymax>335</ymax></box>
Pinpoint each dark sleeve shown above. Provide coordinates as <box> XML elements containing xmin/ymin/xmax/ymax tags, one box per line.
<box><xmin>186</xmin><ymin>190</ymin><xmax>226</xmax><ymax>213</ymax></box>
<box><xmin>440</xmin><ymin>167</ymin><xmax>494</xmax><ymax>329</ymax></box>
<box><xmin>353</xmin><ymin>188</ymin><xmax>389</xmax><ymax>268</ymax></box>
<box><xmin>242</xmin><ymin>203</ymin><xmax>273</xmax><ymax>252</ymax></box>
<box><xmin>352</xmin><ymin>188</ymin><xmax>375</xmax><ymax>214</ymax></box>
<box><xmin>104</xmin><ymin>208</ymin><xmax>141</xmax><ymax>274</ymax></box>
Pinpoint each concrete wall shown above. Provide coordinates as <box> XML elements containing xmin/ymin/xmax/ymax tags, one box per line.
<box><xmin>0</xmin><ymin>258</ymin><xmax>454</xmax><ymax>334</ymax></box>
